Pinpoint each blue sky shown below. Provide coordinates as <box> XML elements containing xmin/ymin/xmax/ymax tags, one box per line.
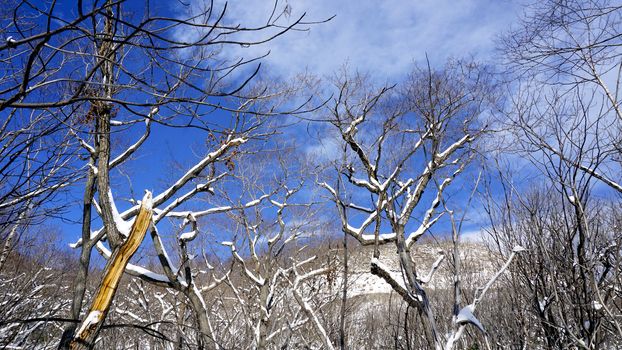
<box><xmin>42</xmin><ymin>0</ymin><xmax>524</xmax><ymax>258</ymax></box>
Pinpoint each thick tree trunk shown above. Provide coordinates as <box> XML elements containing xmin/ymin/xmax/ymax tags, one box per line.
<box><xmin>58</xmin><ymin>164</ymin><xmax>97</xmax><ymax>350</ymax></box>
<box><xmin>184</xmin><ymin>287</ymin><xmax>218</xmax><ymax>350</ymax></box>
<box><xmin>339</xmin><ymin>230</ymin><xmax>348</xmax><ymax>350</ymax></box>
<box><xmin>175</xmin><ymin>301</ymin><xmax>187</xmax><ymax>350</ymax></box>
<box><xmin>394</xmin><ymin>226</ymin><xmax>442</xmax><ymax>350</ymax></box>
<box><xmin>256</xmin><ymin>284</ymin><xmax>270</xmax><ymax>350</ymax></box>
<box><xmin>70</xmin><ymin>193</ymin><xmax>152</xmax><ymax>349</ymax></box>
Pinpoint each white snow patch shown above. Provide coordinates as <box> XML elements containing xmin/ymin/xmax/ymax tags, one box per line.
<box><xmin>69</xmin><ymin>239</ymin><xmax>82</xmax><ymax>249</ymax></box>
<box><xmin>538</xmin><ymin>297</ymin><xmax>549</xmax><ymax>312</ymax></box>
<box><xmin>456</xmin><ymin>304</ymin><xmax>485</xmax><ymax>333</ymax></box>
<box><xmin>179</xmin><ymin>230</ymin><xmax>197</xmax><ymax>242</ymax></box>
<box><xmin>140</xmin><ymin>190</ymin><xmax>153</xmax><ymax>210</ymax></box>
<box><xmin>76</xmin><ymin>310</ymin><xmax>102</xmax><ymax>336</ymax></box>
<box><xmin>108</xmin><ymin>189</ymin><xmax>132</xmax><ymax>237</ymax></box>
<box><xmin>244</xmin><ymin>198</ymin><xmax>262</xmax><ymax>207</ymax></box>
<box><xmin>370</xmin><ymin>257</ymin><xmax>408</xmax><ymax>292</ymax></box>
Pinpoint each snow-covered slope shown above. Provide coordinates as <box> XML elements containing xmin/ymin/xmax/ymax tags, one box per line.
<box><xmin>319</xmin><ymin>241</ymin><xmax>499</xmax><ymax>297</ymax></box>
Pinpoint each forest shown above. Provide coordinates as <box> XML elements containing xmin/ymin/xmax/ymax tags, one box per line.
<box><xmin>0</xmin><ymin>0</ymin><xmax>621</xmax><ymax>349</ymax></box>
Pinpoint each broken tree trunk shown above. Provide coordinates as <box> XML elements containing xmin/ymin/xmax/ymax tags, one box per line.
<box><xmin>70</xmin><ymin>191</ymin><xmax>153</xmax><ymax>350</ymax></box>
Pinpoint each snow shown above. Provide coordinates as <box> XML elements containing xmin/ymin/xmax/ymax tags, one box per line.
<box><xmin>115</xmin><ymin>307</ymin><xmax>147</xmax><ymax>323</ymax></box>
<box><xmin>456</xmin><ymin>304</ymin><xmax>485</xmax><ymax>333</ymax></box>
<box><xmin>96</xmin><ymin>241</ymin><xmax>171</xmax><ymax>283</ymax></box>
<box><xmin>568</xmin><ymin>195</ymin><xmax>576</xmax><ymax>204</ymax></box>
<box><xmin>346</xmin><ymin>224</ymin><xmax>361</xmax><ymax>236</ymax></box>
<box><xmin>344</xmin><ymin>116</ymin><xmax>364</xmax><ymax>135</ymax></box>
<box><xmin>75</xmin><ymin>310</ymin><xmax>102</xmax><ymax>337</ymax></box>
<box><xmin>360</xmin><ymin>232</ymin><xmax>397</xmax><ymax>242</ymax></box>
<box><xmin>88</xmin><ymin>163</ymin><xmax>98</xmax><ymax>175</ymax></box>
<box><xmin>318</xmin><ymin>182</ymin><xmax>337</xmax><ymax>197</ymax></box>
<box><xmin>370</xmin><ymin>257</ymin><xmax>407</xmax><ymax>291</ymax></box>
<box><xmin>436</xmin><ymin>134</ymin><xmax>471</xmax><ymax>160</ymax></box>
<box><xmin>128</xmin><ymin>264</ymin><xmax>171</xmax><ymax>284</ymax></box>
<box><xmin>406</xmin><ymin>211</ymin><xmax>443</xmax><ymax>247</ymax></box>
<box><xmin>244</xmin><ymin>198</ymin><xmax>262</xmax><ymax>207</ymax></box>
<box><xmin>141</xmin><ymin>190</ymin><xmax>153</xmax><ymax>210</ymax></box>
<box><xmin>152</xmin><ymin>137</ymin><xmax>247</xmax><ymax>207</ymax></box>
<box><xmin>369</xmin><ymin>177</ymin><xmax>381</xmax><ymax>188</ymax></box>
<box><xmin>69</xmin><ymin>239</ymin><xmax>82</xmax><ymax>249</ymax></box>
<box><xmin>592</xmin><ymin>301</ymin><xmax>603</xmax><ymax>311</ymax></box>
<box><xmin>108</xmin><ymin>188</ymin><xmax>132</xmax><ymax>237</ymax></box>
<box><xmin>164</xmin><ymin>194</ymin><xmax>268</xmax><ymax>218</ymax></box>
<box><xmin>337</xmin><ymin>272</ymin><xmax>394</xmax><ymax>296</ymax></box>
<box><xmin>512</xmin><ymin>245</ymin><xmax>526</xmax><ymax>253</ymax></box>
<box><xmin>538</xmin><ymin>297</ymin><xmax>549</xmax><ymax>312</ymax></box>
<box><xmin>179</xmin><ymin>230</ymin><xmax>197</xmax><ymax>242</ymax></box>
<box><xmin>349</xmin><ymin>176</ymin><xmax>378</xmax><ymax>191</ymax></box>
<box><xmin>420</xmin><ymin>253</ymin><xmax>445</xmax><ymax>284</ymax></box>
<box><xmin>270</xmin><ymin>199</ymin><xmax>284</xmax><ymax>208</ymax></box>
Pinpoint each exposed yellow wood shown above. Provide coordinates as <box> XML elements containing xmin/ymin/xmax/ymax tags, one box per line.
<box><xmin>71</xmin><ymin>193</ymin><xmax>152</xmax><ymax>348</ymax></box>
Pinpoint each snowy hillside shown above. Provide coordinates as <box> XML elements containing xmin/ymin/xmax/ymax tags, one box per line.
<box><xmin>318</xmin><ymin>241</ymin><xmax>500</xmax><ymax>297</ymax></box>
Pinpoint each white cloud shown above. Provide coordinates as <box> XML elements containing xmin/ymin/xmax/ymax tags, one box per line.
<box><xmin>177</xmin><ymin>0</ymin><xmax>520</xmax><ymax>80</ymax></box>
<box><xmin>305</xmin><ymin>139</ymin><xmax>340</xmax><ymax>162</ymax></box>
<box><xmin>460</xmin><ymin>228</ymin><xmax>488</xmax><ymax>243</ymax></box>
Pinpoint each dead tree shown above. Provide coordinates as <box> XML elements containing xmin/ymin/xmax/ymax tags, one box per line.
<box><xmin>320</xmin><ymin>62</ymin><xmax>498</xmax><ymax>349</ymax></box>
<box><xmin>502</xmin><ymin>0</ymin><xmax>622</xmax><ymax>194</ymax></box>
<box><xmin>488</xmin><ymin>2</ymin><xmax>622</xmax><ymax>347</ymax></box>
<box><xmin>0</xmin><ymin>0</ymin><xmax>323</xmax><ymax>348</ymax></box>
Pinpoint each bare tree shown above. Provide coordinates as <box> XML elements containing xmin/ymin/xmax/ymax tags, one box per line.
<box><xmin>502</xmin><ymin>0</ymin><xmax>622</xmax><ymax>194</ymax></box>
<box><xmin>481</xmin><ymin>158</ymin><xmax>622</xmax><ymax>349</ymax></box>
<box><xmin>0</xmin><ymin>229</ymin><xmax>73</xmax><ymax>349</ymax></box>
<box><xmin>481</xmin><ymin>3</ymin><xmax>622</xmax><ymax>347</ymax></box>
<box><xmin>319</xmin><ymin>62</ymin><xmax>508</xmax><ymax>349</ymax></box>
<box><xmin>0</xmin><ymin>0</ymin><xmax>325</xmax><ymax>348</ymax></box>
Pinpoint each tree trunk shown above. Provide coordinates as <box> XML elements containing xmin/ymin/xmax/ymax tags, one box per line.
<box><xmin>394</xmin><ymin>225</ymin><xmax>442</xmax><ymax>350</ymax></box>
<box><xmin>70</xmin><ymin>193</ymin><xmax>152</xmax><ymax>349</ymax></box>
<box><xmin>339</xmin><ymin>230</ymin><xmax>348</xmax><ymax>350</ymax></box>
<box><xmin>184</xmin><ymin>287</ymin><xmax>218</xmax><ymax>350</ymax></box>
<box><xmin>59</xmin><ymin>163</ymin><xmax>97</xmax><ymax>350</ymax></box>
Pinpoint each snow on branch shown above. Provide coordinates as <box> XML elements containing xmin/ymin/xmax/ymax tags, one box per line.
<box><xmin>95</xmin><ymin>241</ymin><xmax>171</xmax><ymax>287</ymax></box>
<box><xmin>0</xmin><ymin>181</ymin><xmax>70</xmax><ymax>210</ymax></box>
<box><xmin>159</xmin><ymin>193</ymin><xmax>270</xmax><ymax>219</ymax></box>
<box><xmin>319</xmin><ymin>181</ymin><xmax>397</xmax><ymax>246</ymax></box>
<box><xmin>406</xmin><ymin>162</ymin><xmax>467</xmax><ymax>247</ymax></box>
<box><xmin>222</xmin><ymin>241</ymin><xmax>265</xmax><ymax>286</ymax></box>
<box><xmin>445</xmin><ymin>245</ymin><xmax>526</xmax><ymax>350</ymax></box>
<box><xmin>152</xmin><ymin>136</ymin><xmax>247</xmax><ymax>208</ymax></box>
<box><xmin>370</xmin><ymin>258</ymin><xmax>417</xmax><ymax>306</ymax></box>
<box><xmin>109</xmin><ymin>118</ymin><xmax>151</xmax><ymax>168</ymax></box>
<box><xmin>419</xmin><ymin>252</ymin><xmax>445</xmax><ymax>284</ymax></box>
<box><xmin>472</xmin><ymin>245</ymin><xmax>526</xmax><ymax>307</ymax></box>
<box><xmin>289</xmin><ymin>259</ymin><xmax>335</xmax><ymax>350</ymax></box>
<box><xmin>152</xmin><ymin>174</ymin><xmax>224</xmax><ymax>222</ymax></box>
<box><xmin>178</xmin><ymin>213</ymin><xmax>198</xmax><ymax>242</ymax></box>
